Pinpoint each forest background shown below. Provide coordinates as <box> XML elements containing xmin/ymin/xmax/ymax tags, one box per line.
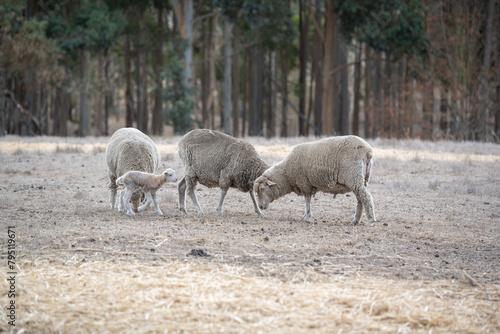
<box><xmin>1</xmin><ymin>0</ymin><xmax>499</xmax><ymax>142</ymax></box>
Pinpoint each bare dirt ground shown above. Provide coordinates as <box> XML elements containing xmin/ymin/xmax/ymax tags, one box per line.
<box><xmin>1</xmin><ymin>135</ymin><xmax>499</xmax><ymax>333</ymax></box>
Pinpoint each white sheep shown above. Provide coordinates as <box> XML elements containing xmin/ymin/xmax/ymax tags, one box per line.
<box><xmin>177</xmin><ymin>129</ymin><xmax>269</xmax><ymax>215</ymax></box>
<box><xmin>116</xmin><ymin>169</ymin><xmax>178</xmax><ymax>216</ymax></box>
<box><xmin>253</xmin><ymin>135</ymin><xmax>376</xmax><ymax>226</ymax></box>
<box><xmin>105</xmin><ymin>127</ymin><xmax>161</xmax><ymax>213</ymax></box>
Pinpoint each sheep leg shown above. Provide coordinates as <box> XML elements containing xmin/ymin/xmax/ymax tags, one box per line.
<box><xmin>152</xmin><ymin>191</ymin><xmax>163</xmax><ymax>215</ymax></box>
<box><xmin>185</xmin><ymin>177</ymin><xmax>204</xmax><ymax>215</ymax></box>
<box><xmin>249</xmin><ymin>191</ymin><xmax>263</xmax><ymax>216</ymax></box>
<box><xmin>123</xmin><ymin>188</ymin><xmax>135</xmax><ymax>217</ymax></box>
<box><xmin>138</xmin><ymin>192</ymin><xmax>153</xmax><ymax>212</ymax></box>
<box><xmin>302</xmin><ymin>194</ymin><xmax>312</xmax><ymax>222</ymax></box>
<box><xmin>216</xmin><ymin>188</ymin><xmax>229</xmax><ymax>214</ymax></box>
<box><xmin>351</xmin><ymin>187</ymin><xmax>376</xmax><ymax>226</ymax></box>
<box><xmin>187</xmin><ymin>188</ymin><xmax>204</xmax><ymax>215</ymax></box>
<box><xmin>350</xmin><ymin>199</ymin><xmax>363</xmax><ymax>226</ymax></box>
<box><xmin>109</xmin><ymin>175</ymin><xmax>117</xmax><ymax>209</ymax></box>
<box><xmin>118</xmin><ymin>189</ymin><xmax>125</xmax><ymax>212</ymax></box>
<box><xmin>178</xmin><ymin>177</ymin><xmax>188</xmax><ymax>213</ymax></box>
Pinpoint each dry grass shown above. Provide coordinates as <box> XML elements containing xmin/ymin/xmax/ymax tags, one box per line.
<box><xmin>1</xmin><ymin>259</ymin><xmax>499</xmax><ymax>334</ymax></box>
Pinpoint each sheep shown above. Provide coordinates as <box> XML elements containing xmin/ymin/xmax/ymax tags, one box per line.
<box><xmin>105</xmin><ymin>127</ymin><xmax>161</xmax><ymax>213</ymax></box>
<box><xmin>253</xmin><ymin>135</ymin><xmax>376</xmax><ymax>226</ymax></box>
<box><xmin>177</xmin><ymin>129</ymin><xmax>270</xmax><ymax>215</ymax></box>
<box><xmin>116</xmin><ymin>169</ymin><xmax>178</xmax><ymax>216</ymax></box>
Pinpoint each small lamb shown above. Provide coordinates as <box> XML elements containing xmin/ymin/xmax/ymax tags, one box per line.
<box><xmin>116</xmin><ymin>168</ymin><xmax>178</xmax><ymax>216</ymax></box>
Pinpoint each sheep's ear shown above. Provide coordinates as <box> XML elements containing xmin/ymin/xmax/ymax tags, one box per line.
<box><xmin>266</xmin><ymin>180</ymin><xmax>277</xmax><ymax>187</ymax></box>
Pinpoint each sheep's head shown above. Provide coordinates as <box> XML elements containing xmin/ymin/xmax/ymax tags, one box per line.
<box><xmin>131</xmin><ymin>191</ymin><xmax>143</xmax><ymax>212</ymax></box>
<box><xmin>163</xmin><ymin>168</ymin><xmax>178</xmax><ymax>183</ymax></box>
<box><xmin>254</xmin><ymin>177</ymin><xmax>277</xmax><ymax>210</ymax></box>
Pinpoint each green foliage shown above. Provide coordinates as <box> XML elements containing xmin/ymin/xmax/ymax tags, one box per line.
<box><xmin>1</xmin><ymin>14</ymin><xmax>64</xmax><ymax>85</ymax></box>
<box><xmin>213</xmin><ymin>0</ymin><xmax>296</xmax><ymax>51</ymax></box>
<box><xmin>213</xmin><ymin>0</ymin><xmax>244</xmax><ymax>20</ymax></box>
<box><xmin>334</xmin><ymin>0</ymin><xmax>429</xmax><ymax>58</ymax></box>
<box><xmin>0</xmin><ymin>0</ymin><xmax>24</xmax><ymax>37</ymax></box>
<box><xmin>45</xmin><ymin>1</ymin><xmax>124</xmax><ymax>53</ymax></box>
<box><xmin>163</xmin><ymin>39</ymin><xmax>195</xmax><ymax>135</ymax></box>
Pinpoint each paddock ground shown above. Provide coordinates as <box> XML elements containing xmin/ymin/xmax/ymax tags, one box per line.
<box><xmin>0</xmin><ymin>135</ymin><xmax>499</xmax><ymax>333</ymax></box>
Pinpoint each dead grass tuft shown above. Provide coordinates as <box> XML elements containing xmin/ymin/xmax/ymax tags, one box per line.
<box><xmin>55</xmin><ymin>143</ymin><xmax>85</xmax><ymax>154</ymax></box>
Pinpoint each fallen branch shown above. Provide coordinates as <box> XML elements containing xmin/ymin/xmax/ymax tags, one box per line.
<box><xmin>2</xmin><ymin>86</ymin><xmax>42</xmax><ymax>134</ymax></box>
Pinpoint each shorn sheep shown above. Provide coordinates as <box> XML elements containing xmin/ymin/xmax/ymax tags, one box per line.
<box><xmin>254</xmin><ymin>135</ymin><xmax>376</xmax><ymax>226</ymax></box>
<box><xmin>116</xmin><ymin>169</ymin><xmax>178</xmax><ymax>216</ymax></box>
<box><xmin>105</xmin><ymin>127</ymin><xmax>161</xmax><ymax>213</ymax></box>
<box><xmin>177</xmin><ymin>129</ymin><xmax>269</xmax><ymax>215</ymax></box>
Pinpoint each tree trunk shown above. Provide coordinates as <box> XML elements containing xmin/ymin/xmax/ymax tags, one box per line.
<box><xmin>125</xmin><ymin>31</ymin><xmax>134</xmax><ymax>127</ymax></box>
<box><xmin>372</xmin><ymin>51</ymin><xmax>382</xmax><ymax>137</ymax></box>
<box><xmin>306</xmin><ymin>48</ymin><xmax>314</xmax><ymax>136</ymax></box>
<box><xmin>396</xmin><ymin>58</ymin><xmax>405</xmax><ymax>138</ymax></box>
<box><xmin>432</xmin><ymin>83</ymin><xmax>441</xmax><ymax>139</ymax></box>
<box><xmin>231</xmin><ymin>26</ymin><xmax>240</xmax><ymax>137</ymax></box>
<box><xmin>208</xmin><ymin>13</ymin><xmax>218</xmax><ymax>129</ymax></box>
<box><xmin>249</xmin><ymin>43</ymin><xmax>263</xmax><ymax>136</ymax></box>
<box><xmin>223</xmin><ymin>19</ymin><xmax>232</xmax><ymax>135</ymax></box>
<box><xmin>478</xmin><ymin>0</ymin><xmax>494</xmax><ymax>141</ymax></box>
<box><xmin>339</xmin><ymin>33</ymin><xmax>349</xmax><ymax>135</ymax></box>
<box><xmin>322</xmin><ymin>1</ymin><xmax>335</xmax><ymax>136</ymax></box>
<box><xmin>136</xmin><ymin>14</ymin><xmax>148</xmax><ymax>134</ymax></box>
<box><xmin>313</xmin><ymin>0</ymin><xmax>323</xmax><ymax>136</ymax></box>
<box><xmin>96</xmin><ymin>53</ymin><xmax>104</xmax><ymax>135</ymax></box>
<box><xmin>242</xmin><ymin>50</ymin><xmax>248</xmax><ymax>136</ymax></box>
<box><xmin>280</xmin><ymin>50</ymin><xmax>289</xmax><ymax>137</ymax></box>
<box><xmin>384</xmin><ymin>52</ymin><xmax>392</xmax><ymax>138</ymax></box>
<box><xmin>496</xmin><ymin>32</ymin><xmax>500</xmax><ymax>139</ymax></box>
<box><xmin>153</xmin><ymin>7</ymin><xmax>164</xmax><ymax>135</ymax></box>
<box><xmin>201</xmin><ymin>19</ymin><xmax>209</xmax><ymax>128</ymax></box>
<box><xmin>104</xmin><ymin>50</ymin><xmax>111</xmax><ymax>136</ymax></box>
<box><xmin>266</xmin><ymin>51</ymin><xmax>275</xmax><ymax>138</ymax></box>
<box><xmin>364</xmin><ymin>44</ymin><xmax>371</xmax><ymax>138</ymax></box>
<box><xmin>184</xmin><ymin>0</ymin><xmax>194</xmax><ymax>89</ymax></box>
<box><xmin>353</xmin><ymin>44</ymin><xmax>361</xmax><ymax>136</ymax></box>
<box><xmin>298</xmin><ymin>0</ymin><xmax>308</xmax><ymax>136</ymax></box>
<box><xmin>79</xmin><ymin>50</ymin><xmax>90</xmax><ymax>137</ymax></box>
<box><xmin>0</xmin><ymin>56</ymin><xmax>5</xmax><ymax>136</ymax></box>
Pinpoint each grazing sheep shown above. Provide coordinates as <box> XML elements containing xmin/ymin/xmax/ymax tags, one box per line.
<box><xmin>105</xmin><ymin>127</ymin><xmax>161</xmax><ymax>213</ymax></box>
<box><xmin>177</xmin><ymin>129</ymin><xmax>269</xmax><ymax>215</ymax></box>
<box><xmin>116</xmin><ymin>169</ymin><xmax>178</xmax><ymax>216</ymax></box>
<box><xmin>253</xmin><ymin>135</ymin><xmax>376</xmax><ymax>226</ymax></box>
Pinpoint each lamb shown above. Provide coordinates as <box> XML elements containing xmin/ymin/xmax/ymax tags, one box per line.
<box><xmin>105</xmin><ymin>127</ymin><xmax>161</xmax><ymax>213</ymax></box>
<box><xmin>253</xmin><ymin>135</ymin><xmax>376</xmax><ymax>226</ymax></box>
<box><xmin>116</xmin><ymin>169</ymin><xmax>178</xmax><ymax>216</ymax></box>
<box><xmin>177</xmin><ymin>129</ymin><xmax>270</xmax><ymax>215</ymax></box>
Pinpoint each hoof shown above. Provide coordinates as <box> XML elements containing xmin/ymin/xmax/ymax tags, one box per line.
<box><xmin>126</xmin><ymin>210</ymin><xmax>135</xmax><ymax>217</ymax></box>
<box><xmin>179</xmin><ymin>207</ymin><xmax>187</xmax><ymax>214</ymax></box>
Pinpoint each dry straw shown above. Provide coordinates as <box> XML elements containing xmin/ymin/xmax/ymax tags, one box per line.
<box><xmin>1</xmin><ymin>258</ymin><xmax>498</xmax><ymax>333</ymax></box>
